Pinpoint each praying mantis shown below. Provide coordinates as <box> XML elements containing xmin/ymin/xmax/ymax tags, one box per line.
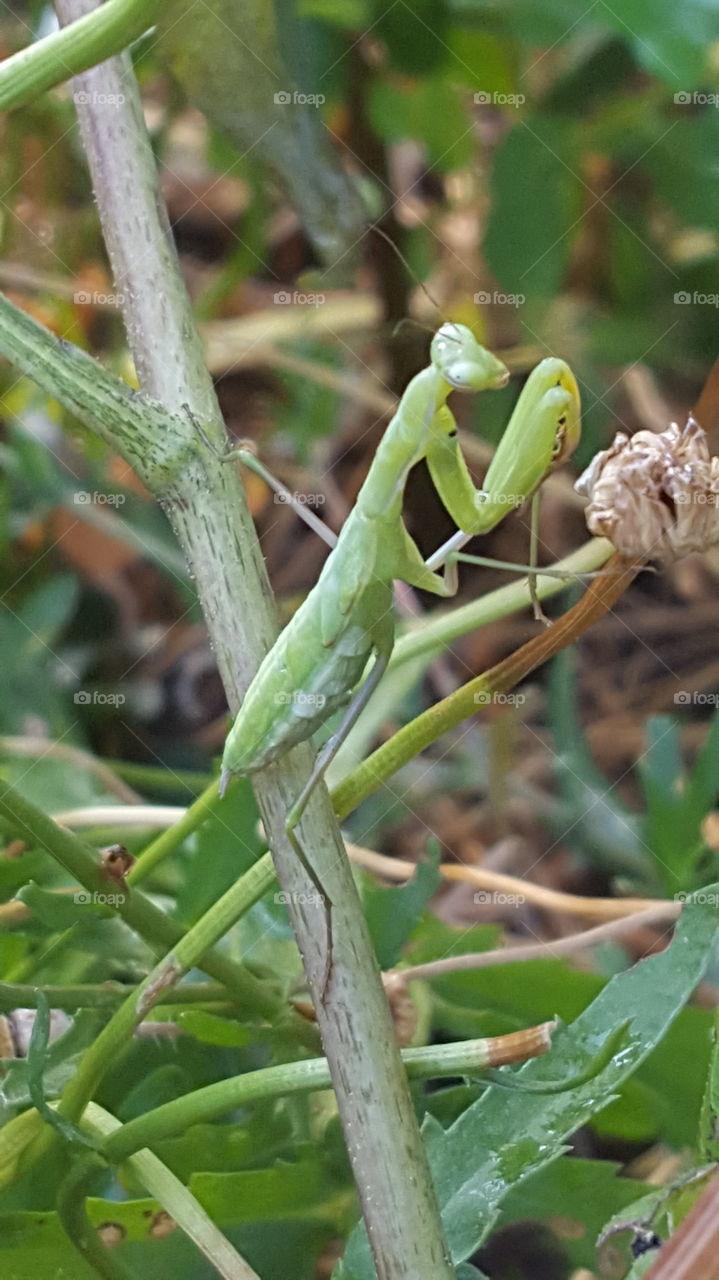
<box><xmin>194</xmin><ymin>322</ymin><xmax>581</xmax><ymax>991</ymax></box>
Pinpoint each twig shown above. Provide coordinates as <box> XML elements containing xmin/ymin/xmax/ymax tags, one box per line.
<box><xmin>394</xmin><ymin>906</ymin><xmax>680</xmax><ymax>982</ymax></box>
<box><xmin>0</xmin><ymin>737</ymin><xmax>141</xmax><ymax>804</ymax></box>
<box><xmin>347</xmin><ymin>844</ymin><xmax>662</xmax><ymax>921</ymax></box>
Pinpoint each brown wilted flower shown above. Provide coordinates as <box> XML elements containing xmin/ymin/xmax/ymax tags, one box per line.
<box><xmin>575</xmin><ymin>415</ymin><xmax>719</xmax><ymax>560</ymax></box>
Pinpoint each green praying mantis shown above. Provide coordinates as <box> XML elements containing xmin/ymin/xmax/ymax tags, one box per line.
<box><xmin>194</xmin><ymin>322</ymin><xmax>581</xmax><ymax>991</ymax></box>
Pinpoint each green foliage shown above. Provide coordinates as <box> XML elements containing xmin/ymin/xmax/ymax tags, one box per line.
<box><xmin>1</xmin><ymin>0</ymin><xmax>718</xmax><ymax>1276</ymax></box>
<box><xmin>338</xmin><ymin>891</ymin><xmax>719</xmax><ymax>1276</ymax></box>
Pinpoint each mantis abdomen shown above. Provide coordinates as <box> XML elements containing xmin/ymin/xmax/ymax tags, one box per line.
<box><xmin>223</xmin><ymin>572</ymin><xmax>393</xmax><ymax>774</ymax></box>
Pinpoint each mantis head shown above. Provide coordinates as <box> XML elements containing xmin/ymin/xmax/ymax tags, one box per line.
<box><xmin>431</xmin><ymin>323</ymin><xmax>510</xmax><ymax>392</ymax></box>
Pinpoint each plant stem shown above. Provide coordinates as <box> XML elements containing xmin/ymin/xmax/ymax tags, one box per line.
<box><xmin>0</xmin><ymin>980</ymin><xmax>234</xmax><ymax>1011</ymax></box>
<box><xmin>108</xmin><ymin>760</ymin><xmax>212</xmax><ymax>794</ymax></box>
<box><xmin>43</xmin><ymin>8</ymin><xmax>457</xmax><ymax>1272</ymax></box>
<box><xmin>57</xmin><ymin>1152</ymin><xmax>137</xmax><ymax>1280</ymax></box>
<box><xmin>0</xmin><ymin>0</ymin><xmax>163</xmax><ymax>112</ymax></box>
<box><xmin>128</xmin><ymin>780</ymin><xmax>221</xmax><ymax>883</ymax></box>
<box><xmin>332</xmin><ymin>554</ymin><xmax>641</xmax><ymax>819</ymax></box>
<box><xmin>78</xmin><ymin>1102</ymin><xmax>261</xmax><ymax>1280</ymax></box>
<box><xmin>53</xmin><ymin>843</ymin><xmax>315</xmax><ymax>1133</ymax></box>
<box><xmin>0</xmin><ymin>779</ymin><xmax>280</xmax><ymax>1019</ymax></box>
<box><xmin>102</xmin><ymin>1024</ymin><xmax>555</xmax><ymax>1164</ymax></box>
<box><xmin>390</xmin><ymin>536</ymin><xmax>613</xmax><ymax>669</ymax></box>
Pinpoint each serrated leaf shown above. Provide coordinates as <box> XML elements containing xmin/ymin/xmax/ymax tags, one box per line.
<box><xmin>1</xmin><ymin>1009</ymin><xmax>103</xmax><ymax>1110</ymax></box>
<box><xmin>337</xmin><ymin>889</ymin><xmax>719</xmax><ymax>1277</ymax></box>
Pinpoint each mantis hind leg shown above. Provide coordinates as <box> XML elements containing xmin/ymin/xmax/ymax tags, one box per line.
<box><xmin>285</xmin><ymin>642</ymin><xmax>393</xmax><ymax>1000</ymax></box>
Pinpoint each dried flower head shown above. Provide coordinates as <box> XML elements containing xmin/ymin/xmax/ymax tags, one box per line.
<box><xmin>575</xmin><ymin>415</ymin><xmax>719</xmax><ymax>560</ymax></box>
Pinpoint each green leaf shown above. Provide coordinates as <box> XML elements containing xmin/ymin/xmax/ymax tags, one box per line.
<box><xmin>373</xmin><ymin>0</ymin><xmax>451</xmax><ymax>75</ymax></box>
<box><xmin>16</xmin><ymin>881</ymin><xmax>116</xmax><ymax>929</ymax></box>
<box><xmin>191</xmin><ymin>1160</ymin><xmax>335</xmax><ymax>1223</ymax></box>
<box><xmin>337</xmin><ymin>889</ymin><xmax>719</xmax><ymax>1276</ymax></box>
<box><xmin>500</xmin><ymin>1158</ymin><xmax>652</xmax><ymax>1270</ymax></box>
<box><xmin>26</xmin><ymin>993</ymin><xmax>95</xmax><ymax>1149</ymax></box>
<box><xmin>364</xmin><ymin>854</ymin><xmax>442</xmax><ymax>969</ymax></box>
<box><xmin>179</xmin><ymin>1010</ymin><xmax>278</xmax><ymax>1048</ymax></box>
<box><xmin>368</xmin><ymin>75</ymin><xmax>475</xmax><ymax>170</ymax></box>
<box><xmin>598</xmin><ymin>0</ymin><xmax>716</xmax><ymax>82</ymax></box>
<box><xmin>484</xmin><ymin>114</ymin><xmax>582</xmax><ymax>297</ymax></box>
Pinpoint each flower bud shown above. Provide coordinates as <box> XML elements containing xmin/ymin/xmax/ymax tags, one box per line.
<box><xmin>575</xmin><ymin>416</ymin><xmax>719</xmax><ymax>560</ymax></box>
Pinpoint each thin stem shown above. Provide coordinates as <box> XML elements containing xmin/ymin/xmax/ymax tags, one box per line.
<box><xmin>347</xmin><ymin>844</ymin><xmax>662</xmax><ymax>921</ymax></box>
<box><xmin>395</xmin><ymin>905</ymin><xmax>680</xmax><ymax>982</ymax></box>
<box><xmin>0</xmin><ymin>980</ymin><xmax>234</xmax><ymax>1011</ymax></box>
<box><xmin>390</xmin><ymin>536</ymin><xmax>614</xmax><ymax>671</ymax></box>
<box><xmin>0</xmin><ymin>736</ymin><xmax>141</xmax><ymax>803</ymax></box>
<box><xmin>332</xmin><ymin>554</ymin><xmax>641</xmax><ymax>820</ymax></box>
<box><xmin>79</xmin><ymin>1103</ymin><xmax>261</xmax><ymax>1280</ymax></box>
<box><xmin>50</xmin><ymin>843</ymin><xmax>317</xmax><ymax>1135</ymax></box>
<box><xmin>0</xmin><ymin>778</ymin><xmax>282</xmax><ymax>1020</ymax></box>
<box><xmin>128</xmin><ymin>780</ymin><xmax>221</xmax><ymax>883</ymax></box>
<box><xmin>108</xmin><ymin>760</ymin><xmax>212</xmax><ymax>794</ymax></box>
<box><xmin>102</xmin><ymin>1025</ymin><xmax>555</xmax><ymax>1164</ymax></box>
<box><xmin>57</xmin><ymin>1152</ymin><xmax>136</xmax><ymax>1280</ymax></box>
<box><xmin>0</xmin><ymin>0</ymin><xmax>163</xmax><ymax>112</ymax></box>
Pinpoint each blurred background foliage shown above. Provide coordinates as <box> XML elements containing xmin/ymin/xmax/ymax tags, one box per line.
<box><xmin>1</xmin><ymin>1</ymin><xmax>719</xmax><ymax>1277</ymax></box>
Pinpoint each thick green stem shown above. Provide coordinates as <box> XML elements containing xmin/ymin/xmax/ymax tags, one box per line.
<box><xmin>0</xmin><ymin>0</ymin><xmax>163</xmax><ymax>112</ymax></box>
<box><xmin>4</xmin><ymin>9</ymin><xmax>458</xmax><ymax>1272</ymax></box>
<box><xmin>102</xmin><ymin>1026</ymin><xmax>554</xmax><ymax>1164</ymax></box>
